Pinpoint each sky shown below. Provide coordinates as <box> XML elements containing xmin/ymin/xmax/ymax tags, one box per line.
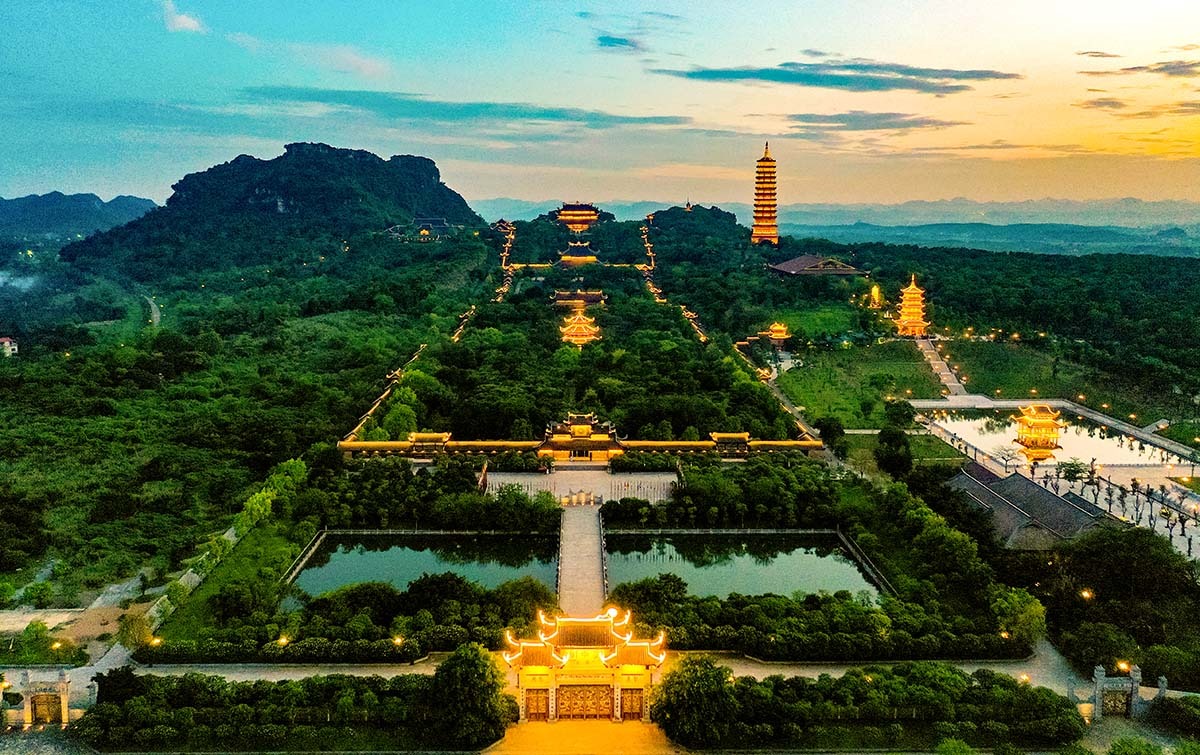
<box><xmin>2</xmin><ymin>0</ymin><xmax>1199</xmax><ymax>204</ymax></box>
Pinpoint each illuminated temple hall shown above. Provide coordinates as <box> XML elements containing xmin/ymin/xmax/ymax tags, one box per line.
<box><xmin>504</xmin><ymin>609</ymin><xmax>664</xmax><ymax>722</ymax></box>
<box><xmin>560</xmin><ymin>310</ymin><xmax>601</xmax><ymax>347</ymax></box>
<box><xmin>555</xmin><ymin>202</ymin><xmax>600</xmax><ymax>233</ymax></box>
<box><xmin>1014</xmin><ymin>404</ymin><xmax>1066</xmax><ymax>462</ymax></box>
<box><xmin>895</xmin><ymin>274</ymin><xmax>930</xmax><ymax>337</ymax></box>
<box><xmin>750</xmin><ymin>142</ymin><xmax>778</xmax><ymax>245</ymax></box>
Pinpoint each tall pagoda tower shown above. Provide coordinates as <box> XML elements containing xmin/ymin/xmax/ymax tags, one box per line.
<box><xmin>895</xmin><ymin>275</ymin><xmax>930</xmax><ymax>337</ymax></box>
<box><xmin>750</xmin><ymin>142</ymin><xmax>778</xmax><ymax>245</ymax></box>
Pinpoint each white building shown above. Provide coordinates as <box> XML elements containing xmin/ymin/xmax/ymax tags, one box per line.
<box><xmin>0</xmin><ymin>337</ymin><xmax>17</xmax><ymax>357</ymax></box>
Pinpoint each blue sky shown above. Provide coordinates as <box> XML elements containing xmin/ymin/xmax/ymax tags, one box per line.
<box><xmin>2</xmin><ymin>1</ymin><xmax>1198</xmax><ymax>203</ymax></box>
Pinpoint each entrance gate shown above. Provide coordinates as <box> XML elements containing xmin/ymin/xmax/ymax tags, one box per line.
<box><xmin>557</xmin><ymin>686</ymin><xmax>612</xmax><ymax>719</ymax></box>
<box><xmin>31</xmin><ymin>693</ymin><xmax>63</xmax><ymax>724</ymax></box>
<box><xmin>620</xmin><ymin>688</ymin><xmax>644</xmax><ymax>720</ymax></box>
<box><xmin>525</xmin><ymin>689</ymin><xmax>549</xmax><ymax>721</ymax></box>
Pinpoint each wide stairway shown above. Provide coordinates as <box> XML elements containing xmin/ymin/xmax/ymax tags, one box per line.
<box><xmin>557</xmin><ymin>505</ymin><xmax>606</xmax><ymax>616</ymax></box>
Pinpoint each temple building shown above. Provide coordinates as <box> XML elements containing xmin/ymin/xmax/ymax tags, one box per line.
<box><xmin>1014</xmin><ymin>404</ymin><xmax>1066</xmax><ymax>462</ymax></box>
<box><xmin>553</xmin><ymin>290</ymin><xmax>607</xmax><ymax>308</ymax></box>
<box><xmin>555</xmin><ymin>203</ymin><xmax>601</xmax><ymax>234</ymax></box>
<box><xmin>338</xmin><ymin>412</ymin><xmax>823</xmax><ymax>460</ymax></box>
<box><xmin>560</xmin><ymin>311</ymin><xmax>601</xmax><ymax>347</ymax></box>
<box><xmin>868</xmin><ymin>284</ymin><xmax>885</xmax><ymax>310</ymax></box>
<box><xmin>895</xmin><ymin>275</ymin><xmax>930</xmax><ymax>337</ymax></box>
<box><xmin>504</xmin><ymin>609</ymin><xmax>665</xmax><ymax>722</ymax></box>
<box><xmin>750</xmin><ymin>143</ymin><xmax>778</xmax><ymax>245</ymax></box>
<box><xmin>759</xmin><ymin>322</ymin><xmax>792</xmax><ymax>349</ymax></box>
<box><xmin>768</xmin><ymin>255</ymin><xmax>865</xmax><ymax>276</ymax></box>
<box><xmin>0</xmin><ymin>337</ymin><xmax>17</xmax><ymax>357</ymax></box>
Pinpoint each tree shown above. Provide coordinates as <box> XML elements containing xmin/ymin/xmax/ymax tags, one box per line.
<box><xmin>117</xmin><ymin>613</ymin><xmax>153</xmax><ymax>649</ymax></box>
<box><xmin>426</xmin><ymin>642</ymin><xmax>513</xmax><ymax>747</ymax></box>
<box><xmin>935</xmin><ymin>740</ymin><xmax>979</xmax><ymax>755</ymax></box>
<box><xmin>650</xmin><ymin>656</ymin><xmax>739</xmax><ymax>746</ymax></box>
<box><xmin>884</xmin><ymin>399</ymin><xmax>917</xmax><ymax>428</ymax></box>
<box><xmin>1058</xmin><ymin>458</ymin><xmax>1088</xmax><ymax>486</ymax></box>
<box><xmin>875</xmin><ymin>426</ymin><xmax>913</xmax><ymax>478</ymax></box>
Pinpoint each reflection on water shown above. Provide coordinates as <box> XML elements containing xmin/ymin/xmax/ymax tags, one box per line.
<box><xmin>933</xmin><ymin>411</ymin><xmax>1176</xmax><ymax>466</ymax></box>
<box><xmin>605</xmin><ymin>535</ymin><xmax>877</xmax><ymax>598</ymax></box>
<box><xmin>291</xmin><ymin>535</ymin><xmax>558</xmax><ymax>599</ymax></box>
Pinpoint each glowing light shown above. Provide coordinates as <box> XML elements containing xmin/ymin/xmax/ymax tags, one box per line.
<box><xmin>1018</xmin><ymin>673</ymin><xmax>1031</xmax><ymax>683</ymax></box>
<box><xmin>150</xmin><ymin>637</ymin><xmax>162</xmax><ymax>646</ymax></box>
<box><xmin>51</xmin><ymin>642</ymin><xmax>62</xmax><ymax>650</ymax></box>
<box><xmin>1117</xmin><ymin>660</ymin><xmax>1130</xmax><ymax>672</ymax></box>
<box><xmin>277</xmin><ymin>637</ymin><xmax>289</xmax><ymax>646</ymax></box>
<box><xmin>999</xmin><ymin>631</ymin><xmax>1010</xmax><ymax>639</ymax></box>
<box><xmin>392</xmin><ymin>636</ymin><xmax>404</xmax><ymax>646</ymax></box>
<box><xmin>1080</xmin><ymin>588</ymin><xmax>1094</xmax><ymax>600</ymax></box>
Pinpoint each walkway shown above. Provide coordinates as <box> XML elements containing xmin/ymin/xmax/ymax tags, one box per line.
<box><xmin>487</xmin><ymin>470</ymin><xmax>676</xmax><ymax>504</ymax></box>
<box><xmin>557</xmin><ymin>505</ymin><xmax>607</xmax><ymax>616</ymax></box>
<box><xmin>485</xmin><ymin>720</ymin><xmax>680</xmax><ymax>755</ymax></box>
<box><xmin>915</xmin><ymin>337</ymin><xmax>967</xmax><ymax>395</ymax></box>
<box><xmin>690</xmin><ymin>638</ymin><xmax>1086</xmax><ymax>698</ymax></box>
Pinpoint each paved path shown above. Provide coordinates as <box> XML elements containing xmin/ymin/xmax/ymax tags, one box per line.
<box><xmin>557</xmin><ymin>505</ymin><xmax>607</xmax><ymax>616</ymax></box>
<box><xmin>916</xmin><ymin>337</ymin><xmax>968</xmax><ymax>395</ymax></box>
<box><xmin>487</xmin><ymin>470</ymin><xmax>676</xmax><ymax>504</ymax></box>
<box><xmin>486</xmin><ymin>720</ymin><xmax>681</xmax><ymax>755</ymax></box>
<box><xmin>143</xmin><ymin>294</ymin><xmax>160</xmax><ymax>327</ymax></box>
<box><xmin>685</xmin><ymin>638</ymin><xmax>1087</xmax><ymax>698</ymax></box>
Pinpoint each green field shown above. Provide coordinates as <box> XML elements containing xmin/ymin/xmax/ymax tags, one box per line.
<box><xmin>157</xmin><ymin>523</ymin><xmax>299</xmax><ymax>641</ymax></box>
<box><xmin>777</xmin><ymin>340</ymin><xmax>943</xmax><ymax>428</ymax></box>
<box><xmin>771</xmin><ymin>303</ymin><xmax>861</xmax><ymax>337</ymax></box>
<box><xmin>1161</xmin><ymin>420</ymin><xmax>1200</xmax><ymax>453</ymax></box>
<box><xmin>942</xmin><ymin>340</ymin><xmax>1199</xmax><ymax>423</ymax></box>
<box><xmin>842</xmin><ymin>433</ymin><xmax>967</xmax><ymax>479</ymax></box>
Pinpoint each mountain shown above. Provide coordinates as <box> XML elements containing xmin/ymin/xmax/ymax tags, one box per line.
<box><xmin>779</xmin><ymin>222</ymin><xmax>1200</xmax><ymax>257</ymax></box>
<box><xmin>61</xmin><ymin>143</ymin><xmax>482</xmax><ymax>279</ymax></box>
<box><xmin>0</xmin><ymin>192</ymin><xmax>156</xmax><ymax>236</ymax></box>
<box><xmin>473</xmin><ymin>197</ymin><xmax>1200</xmax><ymax>228</ymax></box>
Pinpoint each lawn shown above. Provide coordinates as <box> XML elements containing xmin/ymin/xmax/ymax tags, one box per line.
<box><xmin>1161</xmin><ymin>420</ymin><xmax>1200</xmax><ymax>453</ymax></box>
<box><xmin>943</xmin><ymin>339</ymin><xmax>1195</xmax><ymax>423</ymax></box>
<box><xmin>772</xmin><ymin>303</ymin><xmax>860</xmax><ymax>337</ymax></box>
<box><xmin>157</xmin><ymin>523</ymin><xmax>300</xmax><ymax>641</ymax></box>
<box><xmin>842</xmin><ymin>433</ymin><xmax>966</xmax><ymax>479</ymax></box>
<box><xmin>777</xmin><ymin>340</ymin><xmax>943</xmax><ymax>428</ymax></box>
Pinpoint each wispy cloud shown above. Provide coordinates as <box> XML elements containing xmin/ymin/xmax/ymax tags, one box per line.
<box><xmin>596</xmin><ymin>34</ymin><xmax>643</xmax><ymax>53</ymax></box>
<box><xmin>788</xmin><ymin>111</ymin><xmax>968</xmax><ymax>133</ymax></box>
<box><xmin>1076</xmin><ymin>50</ymin><xmax>1120</xmax><ymax>58</ymax></box>
<box><xmin>243</xmin><ymin>86</ymin><xmax>691</xmax><ymax>129</ymax></box>
<box><xmin>1118</xmin><ymin>100</ymin><xmax>1200</xmax><ymax>118</ymax></box>
<box><xmin>162</xmin><ymin>0</ymin><xmax>204</xmax><ymax>33</ymax></box>
<box><xmin>1074</xmin><ymin>97</ymin><xmax>1128</xmax><ymax>110</ymax></box>
<box><xmin>1081</xmin><ymin>59</ymin><xmax>1200</xmax><ymax>77</ymax></box>
<box><xmin>225</xmin><ymin>33</ymin><xmax>392</xmax><ymax>79</ymax></box>
<box><xmin>653</xmin><ymin>57</ymin><xmax>1021</xmax><ymax>94</ymax></box>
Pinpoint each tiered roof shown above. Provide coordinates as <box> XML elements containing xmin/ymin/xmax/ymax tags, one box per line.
<box><xmin>504</xmin><ymin>609</ymin><xmax>666</xmax><ymax>670</ymax></box>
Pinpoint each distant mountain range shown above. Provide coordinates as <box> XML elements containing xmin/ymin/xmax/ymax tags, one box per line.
<box><xmin>0</xmin><ymin>192</ymin><xmax>156</xmax><ymax>236</ymax></box>
<box><xmin>471</xmin><ymin>197</ymin><xmax>1200</xmax><ymax>228</ymax></box>
<box><xmin>61</xmin><ymin>142</ymin><xmax>481</xmax><ymax>279</ymax></box>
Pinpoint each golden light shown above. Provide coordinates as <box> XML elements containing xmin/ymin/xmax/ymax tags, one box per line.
<box><xmin>1078</xmin><ymin>394</ymin><xmax>1086</xmax><ymax>401</ymax></box>
<box><xmin>392</xmin><ymin>636</ymin><xmax>404</xmax><ymax>646</ymax></box>
<box><xmin>1129</xmin><ymin>414</ymin><xmax>1137</xmax><ymax>420</ymax></box>
<box><xmin>51</xmin><ymin>642</ymin><xmax>62</xmax><ymax>650</ymax></box>
<box><xmin>1018</xmin><ymin>674</ymin><xmax>1031</xmax><ymax>683</ymax></box>
<box><xmin>1117</xmin><ymin>660</ymin><xmax>1130</xmax><ymax>672</ymax></box>
<box><xmin>999</xmin><ymin>631</ymin><xmax>1010</xmax><ymax>639</ymax></box>
<box><xmin>277</xmin><ymin>637</ymin><xmax>289</xmax><ymax>647</ymax></box>
<box><xmin>150</xmin><ymin>637</ymin><xmax>162</xmax><ymax>646</ymax></box>
<box><xmin>1029</xmin><ymin>388</ymin><xmax>1038</xmax><ymax>394</ymax></box>
<box><xmin>1080</xmin><ymin>588</ymin><xmax>1094</xmax><ymax>600</ymax></box>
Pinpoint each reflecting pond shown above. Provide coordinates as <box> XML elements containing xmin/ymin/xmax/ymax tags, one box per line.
<box><xmin>605</xmin><ymin>534</ymin><xmax>878</xmax><ymax>598</ymax></box>
<box><xmin>931</xmin><ymin>410</ymin><xmax>1180</xmax><ymax>467</ymax></box>
<box><xmin>291</xmin><ymin>535</ymin><xmax>558</xmax><ymax>599</ymax></box>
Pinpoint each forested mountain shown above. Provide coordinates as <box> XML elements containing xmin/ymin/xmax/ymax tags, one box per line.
<box><xmin>60</xmin><ymin>143</ymin><xmax>482</xmax><ymax>280</ymax></box>
<box><xmin>0</xmin><ymin>192</ymin><xmax>155</xmax><ymax>235</ymax></box>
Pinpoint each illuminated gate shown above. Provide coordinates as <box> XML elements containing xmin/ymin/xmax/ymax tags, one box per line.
<box><xmin>31</xmin><ymin>694</ymin><xmax>63</xmax><ymax>724</ymax></box>
<box><xmin>620</xmin><ymin>688</ymin><xmax>644</xmax><ymax>721</ymax></box>
<box><xmin>525</xmin><ymin>689</ymin><xmax>549</xmax><ymax>721</ymax></box>
<box><xmin>557</xmin><ymin>685</ymin><xmax>612</xmax><ymax>719</ymax></box>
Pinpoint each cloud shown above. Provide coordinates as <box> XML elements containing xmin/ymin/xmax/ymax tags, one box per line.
<box><xmin>1076</xmin><ymin>50</ymin><xmax>1120</xmax><ymax>58</ymax></box>
<box><xmin>788</xmin><ymin>111</ymin><xmax>968</xmax><ymax>132</ymax></box>
<box><xmin>1118</xmin><ymin>100</ymin><xmax>1200</xmax><ymax>118</ymax></box>
<box><xmin>162</xmin><ymin>0</ymin><xmax>204</xmax><ymax>33</ymax></box>
<box><xmin>224</xmin><ymin>34</ymin><xmax>393</xmax><ymax>80</ymax></box>
<box><xmin>1168</xmin><ymin>44</ymin><xmax>1200</xmax><ymax>52</ymax></box>
<box><xmin>596</xmin><ymin>34</ymin><xmax>643</xmax><ymax>52</ymax></box>
<box><xmin>242</xmin><ymin>86</ymin><xmax>691</xmax><ymax>129</ymax></box>
<box><xmin>1081</xmin><ymin>59</ymin><xmax>1200</xmax><ymax>77</ymax></box>
<box><xmin>653</xmin><ymin>57</ymin><xmax>1021</xmax><ymax>94</ymax></box>
<box><xmin>1074</xmin><ymin>97</ymin><xmax>1128</xmax><ymax>110</ymax></box>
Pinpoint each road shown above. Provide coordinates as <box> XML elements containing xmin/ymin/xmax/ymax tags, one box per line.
<box><xmin>143</xmin><ymin>294</ymin><xmax>160</xmax><ymax>326</ymax></box>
